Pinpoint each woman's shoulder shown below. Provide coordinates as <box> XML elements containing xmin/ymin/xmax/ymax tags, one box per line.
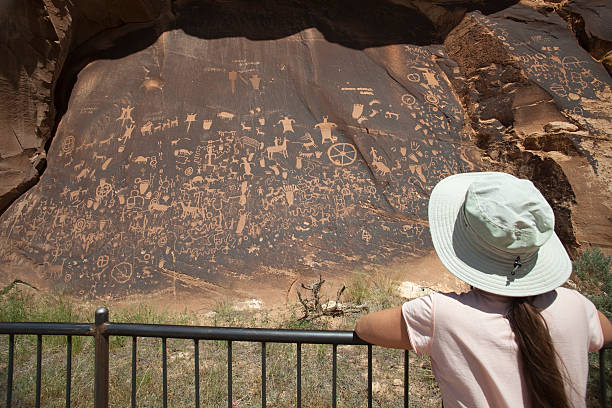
<box><xmin>434</xmin><ymin>290</ymin><xmax>508</xmax><ymax>313</ymax></box>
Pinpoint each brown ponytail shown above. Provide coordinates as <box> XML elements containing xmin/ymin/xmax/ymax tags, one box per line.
<box><xmin>506</xmin><ymin>298</ymin><xmax>571</xmax><ymax>408</ymax></box>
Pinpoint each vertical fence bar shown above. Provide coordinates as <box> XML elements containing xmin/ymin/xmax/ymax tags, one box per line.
<box><xmin>367</xmin><ymin>344</ymin><xmax>372</xmax><ymax>408</ymax></box>
<box><xmin>261</xmin><ymin>342</ymin><xmax>266</xmax><ymax>408</ymax></box>
<box><xmin>162</xmin><ymin>338</ymin><xmax>168</xmax><ymax>408</ymax></box>
<box><xmin>131</xmin><ymin>336</ymin><xmax>137</xmax><ymax>408</ymax></box>
<box><xmin>227</xmin><ymin>340</ymin><xmax>232</xmax><ymax>408</ymax></box>
<box><xmin>36</xmin><ymin>334</ymin><xmax>42</xmax><ymax>408</ymax></box>
<box><xmin>66</xmin><ymin>336</ymin><xmax>72</xmax><ymax>408</ymax></box>
<box><xmin>404</xmin><ymin>349</ymin><xmax>409</xmax><ymax>408</ymax></box>
<box><xmin>296</xmin><ymin>342</ymin><xmax>301</xmax><ymax>408</ymax></box>
<box><xmin>94</xmin><ymin>307</ymin><xmax>109</xmax><ymax>408</ymax></box>
<box><xmin>600</xmin><ymin>348</ymin><xmax>607</xmax><ymax>408</ymax></box>
<box><xmin>194</xmin><ymin>339</ymin><xmax>200</xmax><ymax>408</ymax></box>
<box><xmin>6</xmin><ymin>334</ymin><xmax>14</xmax><ymax>408</ymax></box>
<box><xmin>332</xmin><ymin>344</ymin><xmax>337</xmax><ymax>408</ymax></box>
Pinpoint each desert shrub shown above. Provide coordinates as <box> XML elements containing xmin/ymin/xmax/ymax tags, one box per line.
<box><xmin>574</xmin><ymin>246</ymin><xmax>611</xmax><ymax>318</ymax></box>
<box><xmin>573</xmin><ymin>247</ymin><xmax>611</xmax><ymax>407</ymax></box>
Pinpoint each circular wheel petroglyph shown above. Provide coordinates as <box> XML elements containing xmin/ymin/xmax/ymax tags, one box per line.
<box><xmin>111</xmin><ymin>262</ymin><xmax>133</xmax><ymax>283</ymax></box>
<box><xmin>327</xmin><ymin>143</ymin><xmax>356</xmax><ymax>166</ymax></box>
<box><xmin>401</xmin><ymin>94</ymin><xmax>416</xmax><ymax>106</ymax></box>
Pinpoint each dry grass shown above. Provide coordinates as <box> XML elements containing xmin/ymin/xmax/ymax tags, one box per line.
<box><xmin>0</xmin><ymin>276</ymin><xmax>442</xmax><ymax>407</ymax></box>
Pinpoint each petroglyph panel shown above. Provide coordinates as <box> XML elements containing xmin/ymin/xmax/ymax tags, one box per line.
<box><xmin>0</xmin><ymin>28</ymin><xmax>475</xmax><ymax>297</ymax></box>
<box><xmin>474</xmin><ymin>9</ymin><xmax>612</xmax><ymax>141</ymax></box>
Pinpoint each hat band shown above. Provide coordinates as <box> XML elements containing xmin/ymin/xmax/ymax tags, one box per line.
<box><xmin>459</xmin><ymin>204</ymin><xmax>539</xmax><ymax>269</ymax></box>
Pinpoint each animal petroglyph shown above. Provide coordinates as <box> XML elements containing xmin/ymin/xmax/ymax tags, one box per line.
<box><xmin>141</xmin><ymin>121</ymin><xmax>153</xmax><ymax>135</ymax></box>
<box><xmin>266</xmin><ymin>137</ymin><xmax>288</xmax><ymax>159</ymax></box>
<box><xmin>300</xmin><ymin>132</ymin><xmax>317</xmax><ymax>150</ymax></box>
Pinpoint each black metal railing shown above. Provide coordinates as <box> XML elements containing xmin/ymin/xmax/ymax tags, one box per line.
<box><xmin>0</xmin><ymin>306</ymin><xmax>610</xmax><ymax>408</ymax></box>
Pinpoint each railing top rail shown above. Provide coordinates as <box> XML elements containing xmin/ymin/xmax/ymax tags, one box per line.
<box><xmin>0</xmin><ymin>320</ymin><xmax>610</xmax><ymax>350</ymax></box>
<box><xmin>105</xmin><ymin>323</ymin><xmax>370</xmax><ymax>344</ymax></box>
<box><xmin>0</xmin><ymin>322</ymin><xmax>93</xmax><ymax>336</ymax></box>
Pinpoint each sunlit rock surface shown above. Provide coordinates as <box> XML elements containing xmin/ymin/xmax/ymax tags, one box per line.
<box><xmin>0</xmin><ymin>0</ymin><xmax>611</xmax><ymax>299</ymax></box>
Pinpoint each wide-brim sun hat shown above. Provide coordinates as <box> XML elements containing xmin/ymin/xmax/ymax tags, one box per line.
<box><xmin>428</xmin><ymin>172</ymin><xmax>572</xmax><ymax>297</ymax></box>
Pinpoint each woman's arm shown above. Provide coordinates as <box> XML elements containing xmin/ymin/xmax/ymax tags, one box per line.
<box><xmin>354</xmin><ymin>306</ymin><xmax>412</xmax><ymax>349</ymax></box>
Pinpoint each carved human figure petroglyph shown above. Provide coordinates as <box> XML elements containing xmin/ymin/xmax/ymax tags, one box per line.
<box><xmin>278</xmin><ymin>116</ymin><xmax>295</xmax><ymax>133</ymax></box>
<box><xmin>419</xmin><ymin>69</ymin><xmax>440</xmax><ymax>88</ymax></box>
<box><xmin>205</xmin><ymin>144</ymin><xmax>217</xmax><ymax>168</ymax></box>
<box><xmin>116</xmin><ymin>105</ymin><xmax>134</xmax><ymax>126</ymax></box>
<box><xmin>122</xmin><ymin>123</ymin><xmax>135</xmax><ymax>142</ymax></box>
<box><xmin>315</xmin><ymin>116</ymin><xmax>337</xmax><ymax>143</ymax></box>
<box><xmin>266</xmin><ymin>137</ymin><xmax>288</xmax><ymax>159</ymax></box>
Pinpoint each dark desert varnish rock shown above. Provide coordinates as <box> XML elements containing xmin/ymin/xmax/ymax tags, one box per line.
<box><xmin>0</xmin><ymin>1</ymin><xmax>611</xmax><ymax>299</ymax></box>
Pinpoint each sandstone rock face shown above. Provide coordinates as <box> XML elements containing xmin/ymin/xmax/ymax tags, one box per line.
<box><xmin>0</xmin><ymin>0</ymin><xmax>611</xmax><ymax>299</ymax></box>
<box><xmin>0</xmin><ymin>0</ymin><xmax>173</xmax><ymax>216</ymax></box>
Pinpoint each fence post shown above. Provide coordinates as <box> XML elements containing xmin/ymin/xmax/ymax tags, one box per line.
<box><xmin>94</xmin><ymin>307</ymin><xmax>109</xmax><ymax>408</ymax></box>
<box><xmin>600</xmin><ymin>348</ymin><xmax>607</xmax><ymax>408</ymax></box>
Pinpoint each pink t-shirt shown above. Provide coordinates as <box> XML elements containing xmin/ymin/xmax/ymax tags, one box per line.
<box><xmin>402</xmin><ymin>288</ymin><xmax>604</xmax><ymax>408</ymax></box>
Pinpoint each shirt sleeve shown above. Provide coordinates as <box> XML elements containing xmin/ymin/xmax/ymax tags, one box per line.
<box><xmin>572</xmin><ymin>290</ymin><xmax>605</xmax><ymax>352</ymax></box>
<box><xmin>402</xmin><ymin>294</ymin><xmax>435</xmax><ymax>355</ymax></box>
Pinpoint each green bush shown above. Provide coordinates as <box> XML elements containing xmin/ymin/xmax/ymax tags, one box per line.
<box><xmin>574</xmin><ymin>247</ymin><xmax>611</xmax><ymax>316</ymax></box>
<box><xmin>573</xmin><ymin>247</ymin><xmax>611</xmax><ymax>407</ymax></box>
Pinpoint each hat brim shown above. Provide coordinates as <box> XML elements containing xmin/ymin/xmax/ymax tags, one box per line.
<box><xmin>428</xmin><ymin>172</ymin><xmax>572</xmax><ymax>297</ymax></box>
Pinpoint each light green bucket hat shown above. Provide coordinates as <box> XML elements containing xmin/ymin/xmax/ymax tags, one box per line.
<box><xmin>428</xmin><ymin>172</ymin><xmax>572</xmax><ymax>297</ymax></box>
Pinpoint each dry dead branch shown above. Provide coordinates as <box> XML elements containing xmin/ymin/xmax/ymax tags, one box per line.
<box><xmin>296</xmin><ymin>275</ymin><xmax>368</xmax><ymax>320</ymax></box>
